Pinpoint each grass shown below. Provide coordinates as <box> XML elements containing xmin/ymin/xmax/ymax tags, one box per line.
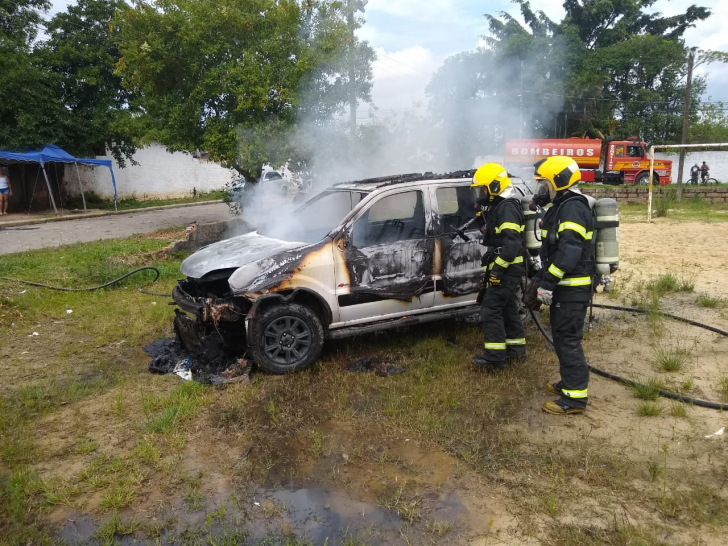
<box><xmin>619</xmin><ymin>197</ymin><xmax>728</xmax><ymax>223</ymax></box>
<box><xmin>645</xmin><ymin>273</ymin><xmax>694</xmax><ymax>296</ymax></box>
<box><xmin>1</xmin><ymin>227</ymin><xmax>727</xmax><ymax>544</ymax></box>
<box><xmin>654</xmin><ymin>346</ymin><xmax>689</xmax><ymax>372</ymax></box>
<box><xmin>630</xmin><ymin>378</ymin><xmax>664</xmax><ymax>400</ymax></box>
<box><xmin>696</xmin><ymin>293</ymin><xmax>724</xmax><ymax>308</ymax></box>
<box><xmin>637</xmin><ymin>402</ymin><xmax>663</xmax><ymax>417</ymax></box>
<box><xmin>719</xmin><ymin>377</ymin><xmax>728</xmax><ymax>402</ymax></box>
<box><xmin>65</xmin><ymin>189</ymin><xmax>227</xmax><ymax>211</ymax></box>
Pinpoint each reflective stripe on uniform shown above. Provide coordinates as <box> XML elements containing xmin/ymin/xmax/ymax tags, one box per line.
<box><xmin>541</xmin><ymin>229</ymin><xmax>548</xmax><ymax>238</ymax></box>
<box><xmin>558</xmin><ymin>277</ymin><xmax>592</xmax><ymax>287</ymax></box>
<box><xmin>506</xmin><ymin>338</ymin><xmax>526</xmax><ymax>346</ymax></box>
<box><xmin>548</xmin><ymin>264</ymin><xmax>565</xmax><ymax>279</ymax></box>
<box><xmin>484</xmin><ymin>342</ymin><xmax>506</xmax><ymax>350</ymax></box>
<box><xmin>558</xmin><ymin>221</ymin><xmax>593</xmax><ymax>240</ymax></box>
<box><xmin>495</xmin><ymin>222</ymin><xmax>525</xmax><ymax>234</ymax></box>
<box><xmin>561</xmin><ymin>388</ymin><xmax>588</xmax><ymax>399</ymax></box>
<box><xmin>494</xmin><ymin>255</ymin><xmax>524</xmax><ymax>268</ymax></box>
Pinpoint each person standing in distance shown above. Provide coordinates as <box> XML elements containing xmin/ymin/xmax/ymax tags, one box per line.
<box><xmin>0</xmin><ymin>166</ymin><xmax>11</xmax><ymax>215</ymax></box>
<box><xmin>471</xmin><ymin>163</ymin><xmax>527</xmax><ymax>371</ymax></box>
<box><xmin>532</xmin><ymin>156</ymin><xmax>595</xmax><ymax>415</ymax></box>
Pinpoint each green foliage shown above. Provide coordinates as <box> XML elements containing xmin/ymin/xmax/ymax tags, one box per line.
<box><xmin>114</xmin><ymin>0</ymin><xmax>374</xmax><ymax>177</ymax></box>
<box><xmin>36</xmin><ymin>0</ymin><xmax>138</xmax><ymax>164</ymax></box>
<box><xmin>427</xmin><ymin>0</ymin><xmax>713</xmax><ymax>155</ymax></box>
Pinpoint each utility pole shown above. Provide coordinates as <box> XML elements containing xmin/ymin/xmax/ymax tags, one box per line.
<box><xmin>677</xmin><ymin>47</ymin><xmax>696</xmax><ymax>202</ymax></box>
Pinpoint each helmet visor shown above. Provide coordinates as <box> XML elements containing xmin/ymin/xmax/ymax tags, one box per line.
<box><xmin>473</xmin><ymin>186</ymin><xmax>489</xmax><ymax>204</ymax></box>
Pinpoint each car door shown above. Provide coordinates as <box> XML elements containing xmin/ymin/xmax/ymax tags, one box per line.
<box><xmin>333</xmin><ymin>188</ymin><xmax>435</xmax><ymax>325</ymax></box>
<box><xmin>431</xmin><ymin>184</ymin><xmax>485</xmax><ymax>307</ymax></box>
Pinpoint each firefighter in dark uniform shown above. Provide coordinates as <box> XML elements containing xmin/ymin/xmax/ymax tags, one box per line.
<box><xmin>471</xmin><ymin>163</ymin><xmax>527</xmax><ymax>370</ymax></box>
<box><xmin>531</xmin><ymin>156</ymin><xmax>595</xmax><ymax>415</ymax></box>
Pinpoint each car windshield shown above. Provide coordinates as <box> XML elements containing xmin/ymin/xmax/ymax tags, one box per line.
<box><xmin>258</xmin><ymin>190</ymin><xmax>367</xmax><ymax>243</ymax></box>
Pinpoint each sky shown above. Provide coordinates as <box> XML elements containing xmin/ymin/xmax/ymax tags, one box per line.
<box><xmin>49</xmin><ymin>0</ymin><xmax>728</xmax><ymax>119</ymax></box>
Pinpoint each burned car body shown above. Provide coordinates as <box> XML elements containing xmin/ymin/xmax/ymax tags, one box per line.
<box><xmin>173</xmin><ymin>171</ymin><xmax>533</xmax><ymax>374</ymax></box>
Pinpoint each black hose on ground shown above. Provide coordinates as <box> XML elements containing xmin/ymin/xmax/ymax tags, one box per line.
<box><xmin>592</xmin><ymin>303</ymin><xmax>728</xmax><ymax>337</ymax></box>
<box><xmin>529</xmin><ymin>305</ymin><xmax>728</xmax><ymax>411</ymax></box>
<box><xmin>0</xmin><ymin>266</ymin><xmax>166</xmax><ymax>294</ymax></box>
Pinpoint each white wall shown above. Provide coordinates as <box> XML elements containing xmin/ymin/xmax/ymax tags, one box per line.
<box><xmin>72</xmin><ymin>143</ymin><xmax>235</xmax><ymax>200</ymax></box>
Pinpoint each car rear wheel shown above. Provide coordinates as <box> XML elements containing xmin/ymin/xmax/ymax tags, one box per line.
<box><xmin>250</xmin><ymin>303</ymin><xmax>324</xmax><ymax>374</ymax></box>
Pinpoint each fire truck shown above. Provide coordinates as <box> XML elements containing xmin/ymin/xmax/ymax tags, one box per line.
<box><xmin>504</xmin><ymin>137</ymin><xmax>672</xmax><ymax>186</ymax></box>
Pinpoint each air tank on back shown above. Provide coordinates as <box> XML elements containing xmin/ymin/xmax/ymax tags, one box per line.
<box><xmin>594</xmin><ymin>198</ymin><xmax>620</xmax><ymax>279</ymax></box>
<box><xmin>520</xmin><ymin>195</ymin><xmax>541</xmax><ymax>252</ymax></box>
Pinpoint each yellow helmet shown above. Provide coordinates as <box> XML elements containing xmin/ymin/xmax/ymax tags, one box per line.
<box><xmin>534</xmin><ymin>156</ymin><xmax>581</xmax><ymax>191</ymax></box>
<box><xmin>472</xmin><ymin>163</ymin><xmax>511</xmax><ymax>197</ymax></box>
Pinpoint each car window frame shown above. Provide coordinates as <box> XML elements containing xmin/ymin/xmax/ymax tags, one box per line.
<box><xmin>342</xmin><ymin>186</ymin><xmax>432</xmax><ymax>248</ymax></box>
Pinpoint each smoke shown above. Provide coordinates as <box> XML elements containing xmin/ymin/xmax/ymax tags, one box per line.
<box><xmin>225</xmin><ymin>21</ymin><xmax>567</xmax><ymax>238</ymax></box>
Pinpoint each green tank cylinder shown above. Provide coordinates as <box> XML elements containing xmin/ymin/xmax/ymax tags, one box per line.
<box><xmin>521</xmin><ymin>195</ymin><xmax>541</xmax><ymax>251</ymax></box>
<box><xmin>595</xmin><ymin>198</ymin><xmax>619</xmax><ymax>275</ymax></box>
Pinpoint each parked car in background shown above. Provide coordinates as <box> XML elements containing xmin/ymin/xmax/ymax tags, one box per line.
<box><xmin>175</xmin><ymin>170</ymin><xmax>533</xmax><ymax>374</ymax></box>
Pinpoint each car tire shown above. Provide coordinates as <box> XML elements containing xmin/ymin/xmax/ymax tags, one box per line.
<box><xmin>249</xmin><ymin>303</ymin><xmax>324</xmax><ymax>374</ymax></box>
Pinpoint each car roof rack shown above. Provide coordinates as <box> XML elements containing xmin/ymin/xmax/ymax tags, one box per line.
<box><xmin>337</xmin><ymin>169</ymin><xmax>477</xmax><ymax>188</ymax></box>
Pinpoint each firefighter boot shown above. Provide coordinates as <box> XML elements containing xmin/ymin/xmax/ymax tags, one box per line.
<box><xmin>545</xmin><ymin>381</ymin><xmax>562</xmax><ymax>395</ymax></box>
<box><xmin>473</xmin><ymin>355</ymin><xmax>506</xmax><ymax>372</ymax></box>
<box><xmin>542</xmin><ymin>399</ymin><xmax>585</xmax><ymax>416</ymax></box>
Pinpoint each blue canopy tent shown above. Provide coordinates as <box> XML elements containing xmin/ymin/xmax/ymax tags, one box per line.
<box><xmin>0</xmin><ymin>144</ymin><xmax>118</xmax><ymax>213</ymax></box>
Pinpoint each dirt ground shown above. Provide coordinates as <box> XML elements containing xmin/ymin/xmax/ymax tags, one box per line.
<box><xmin>4</xmin><ymin>218</ymin><xmax>728</xmax><ymax>545</ymax></box>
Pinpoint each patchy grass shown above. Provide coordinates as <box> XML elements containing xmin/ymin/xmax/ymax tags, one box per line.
<box><xmin>620</xmin><ymin>199</ymin><xmax>728</xmax><ymax>223</ymax></box>
<box><xmin>654</xmin><ymin>346</ymin><xmax>689</xmax><ymax>373</ymax></box>
<box><xmin>1</xmin><ymin>227</ymin><xmax>727</xmax><ymax>544</ymax></box>
<box><xmin>637</xmin><ymin>402</ymin><xmax>663</xmax><ymax>417</ymax></box>
<box><xmin>630</xmin><ymin>379</ymin><xmax>664</xmax><ymax>400</ymax></box>
<box><xmin>719</xmin><ymin>377</ymin><xmax>728</xmax><ymax>402</ymax></box>
<box><xmin>142</xmin><ymin>382</ymin><xmax>210</xmax><ymax>434</ymax></box>
<box><xmin>645</xmin><ymin>273</ymin><xmax>694</xmax><ymax>296</ymax></box>
<box><xmin>696</xmin><ymin>293</ymin><xmax>724</xmax><ymax>308</ymax></box>
<box><xmin>65</xmin><ymin>190</ymin><xmax>227</xmax><ymax>211</ymax></box>
<box><xmin>669</xmin><ymin>403</ymin><xmax>688</xmax><ymax>418</ymax></box>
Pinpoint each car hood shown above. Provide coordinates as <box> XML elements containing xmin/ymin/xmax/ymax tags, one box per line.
<box><xmin>180</xmin><ymin>232</ymin><xmax>306</xmax><ymax>279</ymax></box>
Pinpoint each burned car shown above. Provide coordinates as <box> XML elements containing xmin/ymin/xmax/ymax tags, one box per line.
<box><xmin>173</xmin><ymin>171</ymin><xmax>533</xmax><ymax>374</ymax></box>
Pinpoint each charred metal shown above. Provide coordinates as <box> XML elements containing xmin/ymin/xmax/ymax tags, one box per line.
<box><xmin>170</xmin><ymin>171</ymin><xmax>533</xmax><ymax>373</ymax></box>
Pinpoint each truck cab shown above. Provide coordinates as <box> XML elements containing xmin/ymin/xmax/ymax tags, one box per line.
<box><xmin>604</xmin><ymin>137</ymin><xmax>672</xmax><ymax>186</ymax></box>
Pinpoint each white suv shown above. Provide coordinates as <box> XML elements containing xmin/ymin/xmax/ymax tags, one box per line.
<box><xmin>173</xmin><ymin>171</ymin><xmax>533</xmax><ymax>373</ymax></box>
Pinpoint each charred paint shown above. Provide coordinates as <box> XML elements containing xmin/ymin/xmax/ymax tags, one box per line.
<box><xmin>438</xmin><ymin>230</ymin><xmax>485</xmax><ymax>298</ymax></box>
<box><xmin>343</xmin><ymin>238</ymin><xmax>434</xmax><ymax>303</ymax></box>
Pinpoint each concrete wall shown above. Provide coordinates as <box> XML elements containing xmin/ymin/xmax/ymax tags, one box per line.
<box><xmin>72</xmin><ymin>143</ymin><xmax>236</xmax><ymax>200</ymax></box>
<box><xmin>581</xmin><ymin>186</ymin><xmax>728</xmax><ymax>203</ymax></box>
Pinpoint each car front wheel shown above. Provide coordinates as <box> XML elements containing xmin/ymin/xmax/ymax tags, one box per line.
<box><xmin>250</xmin><ymin>303</ymin><xmax>324</xmax><ymax>374</ymax></box>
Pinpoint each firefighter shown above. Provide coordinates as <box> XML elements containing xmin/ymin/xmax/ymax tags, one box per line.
<box><xmin>471</xmin><ymin>163</ymin><xmax>527</xmax><ymax>371</ymax></box>
<box><xmin>532</xmin><ymin>156</ymin><xmax>595</xmax><ymax>415</ymax></box>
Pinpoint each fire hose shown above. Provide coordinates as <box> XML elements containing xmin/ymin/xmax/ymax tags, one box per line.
<box><xmin>529</xmin><ymin>303</ymin><xmax>728</xmax><ymax>410</ymax></box>
<box><xmin>0</xmin><ymin>266</ymin><xmax>170</xmax><ymax>296</ymax></box>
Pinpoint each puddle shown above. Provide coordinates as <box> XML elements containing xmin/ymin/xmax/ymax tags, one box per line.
<box><xmin>248</xmin><ymin>487</ymin><xmax>402</xmax><ymax>544</ymax></box>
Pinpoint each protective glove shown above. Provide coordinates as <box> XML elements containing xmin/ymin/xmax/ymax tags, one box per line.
<box><xmin>537</xmin><ymin>287</ymin><xmax>553</xmax><ymax>306</ymax></box>
<box><xmin>487</xmin><ymin>273</ymin><xmax>502</xmax><ymax>287</ymax></box>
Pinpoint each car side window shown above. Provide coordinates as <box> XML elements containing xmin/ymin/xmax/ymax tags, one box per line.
<box><xmin>435</xmin><ymin>187</ymin><xmax>477</xmax><ymax>233</ymax></box>
<box><xmin>352</xmin><ymin>191</ymin><xmax>425</xmax><ymax>247</ymax></box>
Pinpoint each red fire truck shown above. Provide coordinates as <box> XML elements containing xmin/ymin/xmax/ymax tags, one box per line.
<box><xmin>504</xmin><ymin>137</ymin><xmax>672</xmax><ymax>186</ymax></box>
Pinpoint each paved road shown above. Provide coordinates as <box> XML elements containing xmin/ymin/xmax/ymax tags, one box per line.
<box><xmin>0</xmin><ymin>203</ymin><xmax>233</xmax><ymax>255</ymax></box>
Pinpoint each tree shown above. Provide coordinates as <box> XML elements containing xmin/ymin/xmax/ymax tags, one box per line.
<box><xmin>426</xmin><ymin>0</ymin><xmax>713</xmax><ymax>163</ymax></box>
<box><xmin>0</xmin><ymin>0</ymin><xmax>66</xmax><ymax>150</ymax></box>
<box><xmin>114</xmin><ymin>0</ymin><xmax>374</xmax><ymax>179</ymax></box>
<box><xmin>37</xmin><ymin>0</ymin><xmax>137</xmax><ymax>164</ymax></box>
